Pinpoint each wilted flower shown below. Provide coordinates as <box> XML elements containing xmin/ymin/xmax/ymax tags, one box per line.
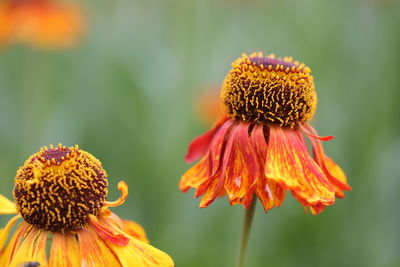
<box><xmin>180</xmin><ymin>52</ymin><xmax>351</xmax><ymax>214</ymax></box>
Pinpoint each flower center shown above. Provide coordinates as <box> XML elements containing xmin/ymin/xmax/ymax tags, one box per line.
<box><xmin>13</xmin><ymin>145</ymin><xmax>108</xmax><ymax>232</ymax></box>
<box><xmin>221</xmin><ymin>52</ymin><xmax>317</xmax><ymax>127</ymax></box>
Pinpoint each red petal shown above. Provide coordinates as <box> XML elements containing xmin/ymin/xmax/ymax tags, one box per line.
<box><xmin>180</xmin><ymin>119</ymin><xmax>234</xmax><ymax>204</ymax></box>
<box><xmin>250</xmin><ymin>125</ymin><xmax>285</xmax><ymax>211</ymax></box>
<box><xmin>300</xmin><ymin>124</ymin><xmax>334</xmax><ymax>141</ymax></box>
<box><xmin>304</xmin><ymin>124</ymin><xmax>352</xmax><ymax>197</ymax></box>
<box><xmin>185</xmin><ymin>117</ymin><xmax>228</xmax><ymax>163</ymax></box>
<box><xmin>222</xmin><ymin>123</ymin><xmax>259</xmax><ymax>207</ymax></box>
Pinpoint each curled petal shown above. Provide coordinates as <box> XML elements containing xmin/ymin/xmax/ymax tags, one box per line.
<box><xmin>300</xmin><ymin>124</ymin><xmax>334</xmax><ymax>141</ymax></box>
<box><xmin>104</xmin><ymin>181</ymin><xmax>128</xmax><ymax>208</ymax></box>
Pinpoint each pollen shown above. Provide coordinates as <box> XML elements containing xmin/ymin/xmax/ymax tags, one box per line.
<box><xmin>221</xmin><ymin>52</ymin><xmax>317</xmax><ymax>127</ymax></box>
<box><xmin>13</xmin><ymin>144</ymin><xmax>108</xmax><ymax>232</ymax></box>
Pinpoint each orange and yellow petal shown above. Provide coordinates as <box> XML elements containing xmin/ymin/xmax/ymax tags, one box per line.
<box><xmin>97</xmin><ymin>222</ymin><xmax>173</xmax><ymax>267</ymax></box>
<box><xmin>121</xmin><ymin>219</ymin><xmax>149</xmax><ymax>243</ymax></box>
<box><xmin>97</xmin><ymin>211</ymin><xmax>149</xmax><ymax>243</ymax></box>
<box><xmin>77</xmin><ymin>227</ymin><xmax>122</xmax><ymax>267</ymax></box>
<box><xmin>8</xmin><ymin>227</ymin><xmax>48</xmax><ymax>267</ymax></box>
<box><xmin>48</xmin><ymin>232</ymin><xmax>81</xmax><ymax>267</ymax></box>
<box><xmin>265</xmin><ymin>127</ymin><xmax>335</xmax><ymax>208</ymax></box>
<box><xmin>0</xmin><ymin>194</ymin><xmax>16</xmax><ymax>214</ymax></box>
<box><xmin>0</xmin><ymin>222</ymin><xmax>30</xmax><ymax>266</ymax></box>
<box><xmin>0</xmin><ymin>215</ymin><xmax>20</xmax><ymax>250</ymax></box>
<box><xmin>91</xmin><ymin>216</ymin><xmax>174</xmax><ymax>266</ymax></box>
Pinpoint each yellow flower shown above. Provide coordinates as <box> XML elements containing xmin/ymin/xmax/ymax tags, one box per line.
<box><xmin>180</xmin><ymin>52</ymin><xmax>351</xmax><ymax>214</ymax></box>
<box><xmin>0</xmin><ymin>144</ymin><xmax>174</xmax><ymax>267</ymax></box>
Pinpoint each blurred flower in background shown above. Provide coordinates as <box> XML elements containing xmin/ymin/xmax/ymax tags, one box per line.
<box><xmin>0</xmin><ymin>145</ymin><xmax>173</xmax><ymax>266</ymax></box>
<box><xmin>194</xmin><ymin>85</ymin><xmax>224</xmax><ymax>126</ymax></box>
<box><xmin>0</xmin><ymin>0</ymin><xmax>84</xmax><ymax>49</ymax></box>
<box><xmin>181</xmin><ymin>52</ymin><xmax>351</xmax><ymax>214</ymax></box>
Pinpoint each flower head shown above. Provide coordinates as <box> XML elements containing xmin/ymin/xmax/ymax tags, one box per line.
<box><xmin>1</xmin><ymin>144</ymin><xmax>174</xmax><ymax>267</ymax></box>
<box><xmin>180</xmin><ymin>52</ymin><xmax>351</xmax><ymax>214</ymax></box>
<box><xmin>0</xmin><ymin>0</ymin><xmax>84</xmax><ymax>49</ymax></box>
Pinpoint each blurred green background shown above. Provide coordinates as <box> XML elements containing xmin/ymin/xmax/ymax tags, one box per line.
<box><xmin>1</xmin><ymin>0</ymin><xmax>400</xmax><ymax>266</ymax></box>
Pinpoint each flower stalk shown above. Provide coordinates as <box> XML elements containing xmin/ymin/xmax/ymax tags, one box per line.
<box><xmin>237</xmin><ymin>197</ymin><xmax>257</xmax><ymax>267</ymax></box>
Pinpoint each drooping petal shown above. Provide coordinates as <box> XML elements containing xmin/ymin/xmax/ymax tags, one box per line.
<box><xmin>180</xmin><ymin>119</ymin><xmax>234</xmax><ymax>200</ymax></box>
<box><xmin>304</xmin><ymin>124</ymin><xmax>352</xmax><ymax>198</ymax></box>
<box><xmin>196</xmin><ymin>173</ymin><xmax>225</xmax><ymax>208</ymax></box>
<box><xmin>185</xmin><ymin>117</ymin><xmax>228</xmax><ymax>163</ymax></box>
<box><xmin>78</xmin><ymin>226</ymin><xmax>122</xmax><ymax>267</ymax></box>
<box><xmin>250</xmin><ymin>124</ymin><xmax>285</xmax><ymax>211</ymax></box>
<box><xmin>179</xmin><ymin>157</ymin><xmax>210</xmax><ymax>193</ymax></box>
<box><xmin>9</xmin><ymin>227</ymin><xmax>48</xmax><ymax>267</ymax></box>
<box><xmin>95</xmin><ymin>220</ymin><xmax>174</xmax><ymax>267</ymax></box>
<box><xmin>0</xmin><ymin>194</ymin><xmax>16</xmax><ymax>214</ymax></box>
<box><xmin>0</xmin><ymin>222</ymin><xmax>30</xmax><ymax>267</ymax></box>
<box><xmin>48</xmin><ymin>232</ymin><xmax>81</xmax><ymax>267</ymax></box>
<box><xmin>222</xmin><ymin>123</ymin><xmax>259</xmax><ymax>207</ymax></box>
<box><xmin>265</xmin><ymin>127</ymin><xmax>335</xmax><ymax>208</ymax></box>
<box><xmin>0</xmin><ymin>215</ymin><xmax>20</xmax><ymax>250</ymax></box>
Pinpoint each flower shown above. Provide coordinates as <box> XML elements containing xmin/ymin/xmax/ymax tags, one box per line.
<box><xmin>194</xmin><ymin>85</ymin><xmax>224</xmax><ymax>126</ymax></box>
<box><xmin>0</xmin><ymin>0</ymin><xmax>84</xmax><ymax>49</ymax></box>
<box><xmin>180</xmin><ymin>52</ymin><xmax>351</xmax><ymax>214</ymax></box>
<box><xmin>0</xmin><ymin>144</ymin><xmax>174</xmax><ymax>266</ymax></box>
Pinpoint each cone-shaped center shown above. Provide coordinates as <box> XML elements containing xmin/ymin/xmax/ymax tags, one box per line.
<box><xmin>221</xmin><ymin>53</ymin><xmax>317</xmax><ymax>127</ymax></box>
<box><xmin>13</xmin><ymin>145</ymin><xmax>108</xmax><ymax>232</ymax></box>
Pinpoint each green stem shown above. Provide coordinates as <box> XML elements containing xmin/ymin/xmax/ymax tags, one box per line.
<box><xmin>237</xmin><ymin>197</ymin><xmax>257</xmax><ymax>267</ymax></box>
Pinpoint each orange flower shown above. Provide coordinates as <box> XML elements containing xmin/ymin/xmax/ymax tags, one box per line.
<box><xmin>194</xmin><ymin>85</ymin><xmax>224</xmax><ymax>126</ymax></box>
<box><xmin>0</xmin><ymin>144</ymin><xmax>174</xmax><ymax>267</ymax></box>
<box><xmin>0</xmin><ymin>0</ymin><xmax>84</xmax><ymax>49</ymax></box>
<box><xmin>180</xmin><ymin>52</ymin><xmax>351</xmax><ymax>214</ymax></box>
